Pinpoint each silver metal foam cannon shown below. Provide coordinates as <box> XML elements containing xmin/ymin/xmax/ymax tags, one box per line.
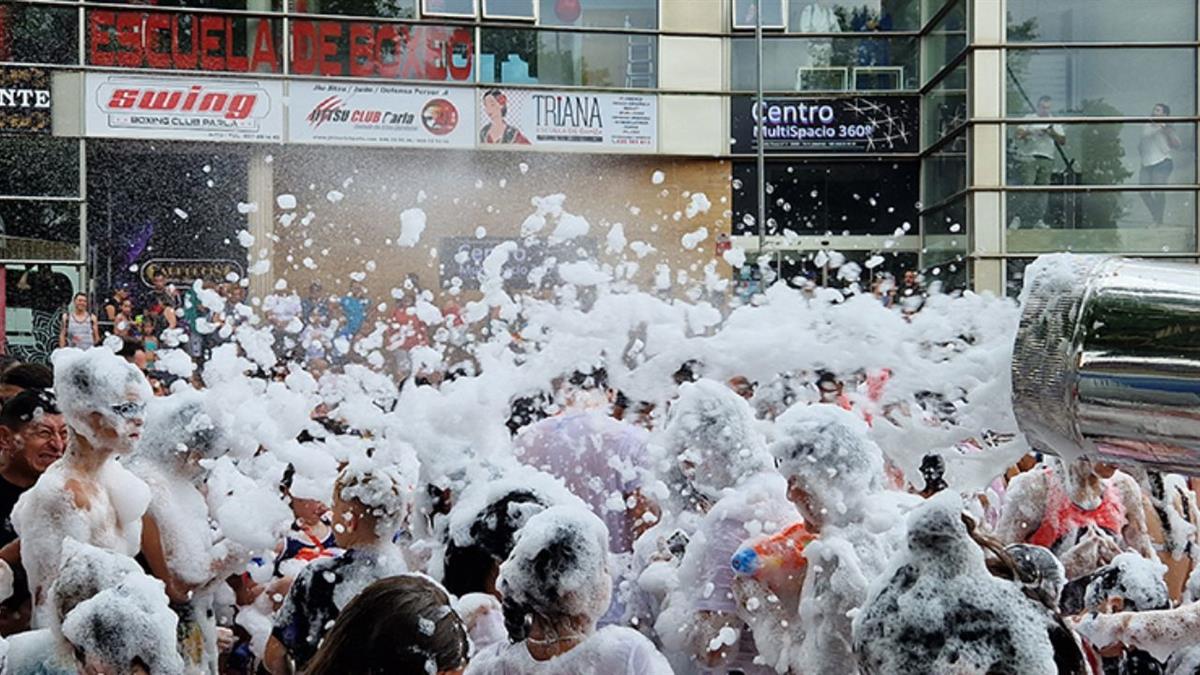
<box><xmin>1012</xmin><ymin>256</ymin><xmax>1200</xmax><ymax>473</ymax></box>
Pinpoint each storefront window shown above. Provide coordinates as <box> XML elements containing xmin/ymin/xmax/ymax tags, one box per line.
<box><xmin>733</xmin><ymin>161</ymin><xmax>920</xmax><ymax>237</ymax></box>
<box><xmin>1004</xmin><ymin>122</ymin><xmax>1197</xmax><ymax>189</ymax></box>
<box><xmin>923</xmin><ymin>131</ymin><xmax>966</xmax><ymax>206</ymax></box>
<box><xmin>1005</xmin><ymin>257</ymin><xmax>1033</xmax><ymax>298</ymax></box>
<box><xmin>479</xmin><ymin>28</ymin><xmax>656</xmax><ymax>88</ymax></box>
<box><xmin>0</xmin><ymin>138</ymin><xmax>79</xmax><ymax>198</ymax></box>
<box><xmin>1006</xmin><ymin>48</ymin><xmax>1197</xmax><ymax>118</ymax></box>
<box><xmin>922</xmin><ymin>198</ymin><xmax>968</xmax><ymax>292</ymax></box>
<box><xmin>289</xmin><ymin>0</ymin><xmax>417</xmax><ymax>18</ymax></box>
<box><xmin>1007</xmin><ymin>0</ymin><xmax>1196</xmax><ymax>43</ymax></box>
<box><xmin>86</xmin><ymin>7</ymin><xmax>284</xmax><ymax>73</ymax></box>
<box><xmin>921</xmin><ymin>0</ymin><xmax>964</xmax><ymax>85</ymax></box>
<box><xmin>1005</xmin><ymin>189</ymin><xmax>1197</xmax><ymax>253</ymax></box>
<box><xmin>731</xmin><ymin>36</ymin><xmax>918</xmax><ymax>91</ymax></box>
<box><xmin>922</xmin><ymin>63</ymin><xmax>965</xmax><ymax>148</ymax></box>
<box><xmin>0</xmin><ymin>201</ymin><xmax>81</xmax><ymax>262</ymax></box>
<box><xmin>538</xmin><ymin>0</ymin><xmax>657</xmax><ymax>30</ymax></box>
<box><xmin>0</xmin><ymin>2</ymin><xmax>79</xmax><ymax>65</ymax></box>
<box><xmin>289</xmin><ymin>18</ymin><xmax>473</xmax><ymax>80</ymax></box>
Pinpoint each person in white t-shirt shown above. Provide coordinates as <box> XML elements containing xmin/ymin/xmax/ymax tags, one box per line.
<box><xmin>1139</xmin><ymin>102</ymin><xmax>1183</xmax><ymax>225</ymax></box>
<box><xmin>467</xmin><ymin>506</ymin><xmax>672</xmax><ymax>675</ymax></box>
<box><xmin>1011</xmin><ymin>95</ymin><xmax>1067</xmax><ymax>229</ymax></box>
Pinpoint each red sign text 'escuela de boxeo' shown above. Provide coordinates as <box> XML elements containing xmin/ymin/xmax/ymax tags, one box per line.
<box><xmin>87</xmin><ymin>10</ymin><xmax>473</xmax><ymax>82</ymax></box>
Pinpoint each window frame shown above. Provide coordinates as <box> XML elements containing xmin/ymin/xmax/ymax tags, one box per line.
<box><xmin>482</xmin><ymin>0</ymin><xmax>537</xmax><ymax>21</ymax></box>
<box><xmin>732</xmin><ymin>0</ymin><xmax>787</xmax><ymax>31</ymax></box>
<box><xmin>421</xmin><ymin>0</ymin><xmax>477</xmax><ymax>19</ymax></box>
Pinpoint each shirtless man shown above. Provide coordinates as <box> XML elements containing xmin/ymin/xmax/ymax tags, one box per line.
<box><xmin>11</xmin><ymin>348</ymin><xmax>153</xmax><ymax>627</ymax></box>
<box><xmin>995</xmin><ymin>458</ymin><xmax>1155</xmax><ymax>580</ymax></box>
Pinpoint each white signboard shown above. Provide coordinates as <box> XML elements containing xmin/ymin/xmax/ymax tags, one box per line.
<box><xmin>289</xmin><ymin>82</ymin><xmax>475</xmax><ymax>148</ymax></box>
<box><xmin>478</xmin><ymin>88</ymin><xmax>656</xmax><ymax>152</ymax></box>
<box><xmin>85</xmin><ymin>74</ymin><xmax>283</xmax><ymax>142</ymax></box>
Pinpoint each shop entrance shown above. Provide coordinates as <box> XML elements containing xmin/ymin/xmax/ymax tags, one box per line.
<box><xmin>87</xmin><ymin>140</ymin><xmax>251</xmax><ymax>307</ymax></box>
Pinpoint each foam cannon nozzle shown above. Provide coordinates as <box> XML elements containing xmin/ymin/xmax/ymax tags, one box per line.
<box><xmin>1011</xmin><ymin>256</ymin><xmax>1200</xmax><ymax>473</ymax></box>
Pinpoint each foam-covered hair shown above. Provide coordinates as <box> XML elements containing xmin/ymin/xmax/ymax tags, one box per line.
<box><xmin>52</xmin><ymin>347</ymin><xmax>151</xmax><ymax>433</ymax></box>
<box><xmin>61</xmin><ymin>575</ymin><xmax>184</xmax><ymax>674</ymax></box>
<box><xmin>658</xmin><ymin>379</ymin><xmax>772</xmax><ymax>502</ymax></box>
<box><xmin>337</xmin><ymin>448</ymin><xmax>421</xmax><ymax>532</ymax></box>
<box><xmin>138</xmin><ymin>388</ymin><xmax>229</xmax><ymax>464</ymax></box>
<box><xmin>770</xmin><ymin>403</ymin><xmax>883</xmax><ymax>515</ymax></box>
<box><xmin>48</xmin><ymin>538</ymin><xmax>145</xmax><ymax>632</ymax></box>
<box><xmin>497</xmin><ymin>505</ymin><xmax>612</xmax><ymax>638</ymax></box>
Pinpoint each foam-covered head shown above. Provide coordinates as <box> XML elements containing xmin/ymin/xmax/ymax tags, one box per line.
<box><xmin>138</xmin><ymin>388</ymin><xmax>229</xmax><ymax>469</ymax></box>
<box><xmin>771</xmin><ymin>403</ymin><xmax>883</xmax><ymax>523</ymax></box>
<box><xmin>447</xmin><ymin>466</ymin><xmax>582</xmax><ymax>557</ymax></box>
<box><xmin>48</xmin><ymin>538</ymin><xmax>145</xmax><ymax>634</ymax></box>
<box><xmin>335</xmin><ymin>449</ymin><xmax>421</xmax><ymax>538</ymax></box>
<box><xmin>1083</xmin><ymin>551</ymin><xmax>1170</xmax><ymax>612</ymax></box>
<box><xmin>659</xmin><ymin>379</ymin><xmax>772</xmax><ymax>505</ymax></box>
<box><xmin>497</xmin><ymin>505</ymin><xmax>612</xmax><ymax>636</ymax></box>
<box><xmin>53</xmin><ymin>348</ymin><xmax>152</xmax><ymax>453</ymax></box>
<box><xmin>61</xmin><ymin>575</ymin><xmax>183</xmax><ymax>675</ymax></box>
<box><xmin>903</xmin><ymin>491</ymin><xmax>982</xmax><ymax>572</ymax></box>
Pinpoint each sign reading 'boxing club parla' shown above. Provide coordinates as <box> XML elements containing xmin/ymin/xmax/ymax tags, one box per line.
<box><xmin>731</xmin><ymin>95</ymin><xmax>918</xmax><ymax>154</ymax></box>
<box><xmin>0</xmin><ymin>67</ymin><xmax>52</xmax><ymax>134</ymax></box>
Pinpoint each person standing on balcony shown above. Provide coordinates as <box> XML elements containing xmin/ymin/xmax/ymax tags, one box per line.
<box><xmin>1139</xmin><ymin>103</ymin><xmax>1182</xmax><ymax>226</ymax></box>
<box><xmin>1011</xmin><ymin>95</ymin><xmax>1066</xmax><ymax>230</ymax></box>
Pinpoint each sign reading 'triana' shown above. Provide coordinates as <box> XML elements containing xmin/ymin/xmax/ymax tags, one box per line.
<box><xmin>477</xmin><ymin>88</ymin><xmax>656</xmax><ymax>152</ymax></box>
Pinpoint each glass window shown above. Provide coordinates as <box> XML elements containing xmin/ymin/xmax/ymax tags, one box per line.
<box><xmin>733</xmin><ymin>0</ymin><xmax>785</xmax><ymax>30</ymax></box>
<box><xmin>787</xmin><ymin>0</ymin><xmax>919</xmax><ymax>33</ymax></box>
<box><xmin>1008</xmin><ymin>0</ymin><xmax>1196</xmax><ymax>43</ymax></box>
<box><xmin>290</xmin><ymin>19</ymin><xmax>473</xmax><ymax>81</ymax></box>
<box><xmin>87</xmin><ymin>8</ymin><xmax>284</xmax><ymax>73</ymax></box>
<box><xmin>733</xmin><ymin>161</ymin><xmax>920</xmax><ymax>237</ymax></box>
<box><xmin>92</xmin><ymin>0</ymin><xmax>283</xmax><ymax>8</ymax></box>
<box><xmin>538</xmin><ymin>0</ymin><xmax>657</xmax><ymax>30</ymax></box>
<box><xmin>1006</xmin><ymin>48</ymin><xmax>1196</xmax><ymax>118</ymax></box>
<box><xmin>0</xmin><ymin>201</ymin><xmax>82</xmax><ymax>261</ymax></box>
<box><xmin>923</xmin><ymin>131</ymin><xmax>967</xmax><ymax>206</ymax></box>
<box><xmin>484</xmin><ymin>0</ymin><xmax>535</xmax><ymax>20</ymax></box>
<box><xmin>289</xmin><ymin>0</ymin><xmax>417</xmax><ymax>18</ymax></box>
<box><xmin>0</xmin><ymin>2</ymin><xmax>79</xmax><ymax>65</ymax></box>
<box><xmin>423</xmin><ymin>0</ymin><xmax>476</xmax><ymax>18</ymax></box>
<box><xmin>922</xmin><ymin>199</ymin><xmax>969</xmax><ymax>293</ymax></box>
<box><xmin>479</xmin><ymin>29</ymin><xmax>656</xmax><ymax>88</ymax></box>
<box><xmin>921</xmin><ymin>0</ymin><xmax>965</xmax><ymax>84</ymax></box>
<box><xmin>773</xmin><ymin>249</ymin><xmax>920</xmax><ymax>291</ymax></box>
<box><xmin>0</xmin><ymin>138</ymin><xmax>79</xmax><ymax>198</ymax></box>
<box><xmin>1005</xmin><ymin>257</ymin><xmax>1034</xmax><ymax>298</ymax></box>
<box><xmin>922</xmin><ymin>63</ymin><xmax>966</xmax><ymax>148</ymax></box>
<box><xmin>1005</xmin><ymin>189</ymin><xmax>1197</xmax><ymax>252</ymax></box>
<box><xmin>731</xmin><ymin>36</ymin><xmax>918</xmax><ymax>91</ymax></box>
<box><xmin>1005</xmin><ymin>121</ymin><xmax>1197</xmax><ymax>190</ymax></box>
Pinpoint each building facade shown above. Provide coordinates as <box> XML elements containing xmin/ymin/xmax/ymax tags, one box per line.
<box><xmin>0</xmin><ymin>0</ymin><xmax>1196</xmax><ymax>355</ymax></box>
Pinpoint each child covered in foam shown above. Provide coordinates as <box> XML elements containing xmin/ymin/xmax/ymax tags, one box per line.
<box><xmin>130</xmin><ymin>388</ymin><xmax>258</xmax><ymax>675</ymax></box>
<box><xmin>265</xmin><ymin>450</ymin><xmax>419</xmax><ymax>674</ymax></box>
<box><xmin>11</xmin><ymin>348</ymin><xmax>153</xmax><ymax>627</ymax></box>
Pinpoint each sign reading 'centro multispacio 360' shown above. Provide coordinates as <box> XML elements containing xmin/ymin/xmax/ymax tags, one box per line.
<box><xmin>731</xmin><ymin>95</ymin><xmax>919</xmax><ymax>154</ymax></box>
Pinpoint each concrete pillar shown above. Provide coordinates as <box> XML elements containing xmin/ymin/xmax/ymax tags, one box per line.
<box><xmin>246</xmin><ymin>152</ymin><xmax>276</xmax><ymax>302</ymax></box>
